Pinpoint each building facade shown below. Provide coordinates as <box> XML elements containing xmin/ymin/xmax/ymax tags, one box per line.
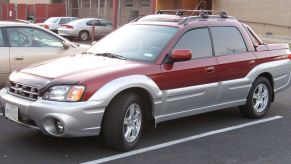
<box><xmin>2</xmin><ymin>0</ymin><xmax>291</xmax><ymax>41</ymax></box>
<box><xmin>212</xmin><ymin>0</ymin><xmax>291</xmax><ymax>41</ymax></box>
<box><xmin>66</xmin><ymin>0</ymin><xmax>153</xmax><ymax>26</ymax></box>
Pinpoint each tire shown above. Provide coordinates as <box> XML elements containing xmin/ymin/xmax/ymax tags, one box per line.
<box><xmin>239</xmin><ymin>77</ymin><xmax>272</xmax><ymax>119</ymax></box>
<box><xmin>78</xmin><ymin>31</ymin><xmax>89</xmax><ymax>41</ymax></box>
<box><xmin>102</xmin><ymin>92</ymin><xmax>144</xmax><ymax>151</ymax></box>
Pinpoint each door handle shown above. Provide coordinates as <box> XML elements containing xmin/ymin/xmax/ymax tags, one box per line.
<box><xmin>14</xmin><ymin>57</ymin><xmax>24</xmax><ymax>61</ymax></box>
<box><xmin>205</xmin><ymin>66</ymin><xmax>215</xmax><ymax>73</ymax></box>
<box><xmin>248</xmin><ymin>60</ymin><xmax>256</xmax><ymax>66</ymax></box>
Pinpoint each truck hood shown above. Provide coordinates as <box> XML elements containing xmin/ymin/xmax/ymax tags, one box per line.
<box><xmin>20</xmin><ymin>54</ymin><xmax>150</xmax><ymax>80</ymax></box>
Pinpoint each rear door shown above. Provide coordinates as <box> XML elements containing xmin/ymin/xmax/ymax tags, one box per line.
<box><xmin>5</xmin><ymin>27</ymin><xmax>75</xmax><ymax>72</ymax></box>
<box><xmin>160</xmin><ymin>28</ymin><xmax>218</xmax><ymax>116</ymax></box>
<box><xmin>210</xmin><ymin>26</ymin><xmax>256</xmax><ymax>103</ymax></box>
<box><xmin>0</xmin><ymin>28</ymin><xmax>10</xmax><ymax>86</ymax></box>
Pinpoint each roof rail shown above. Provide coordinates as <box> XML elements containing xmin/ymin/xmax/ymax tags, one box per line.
<box><xmin>11</xmin><ymin>19</ymin><xmax>30</xmax><ymax>24</ymax></box>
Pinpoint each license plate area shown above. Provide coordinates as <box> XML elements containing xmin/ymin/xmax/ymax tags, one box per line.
<box><xmin>5</xmin><ymin>103</ymin><xmax>19</xmax><ymax>122</ymax></box>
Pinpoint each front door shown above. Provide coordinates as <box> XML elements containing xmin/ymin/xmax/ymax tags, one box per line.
<box><xmin>0</xmin><ymin>28</ymin><xmax>10</xmax><ymax>86</ymax></box>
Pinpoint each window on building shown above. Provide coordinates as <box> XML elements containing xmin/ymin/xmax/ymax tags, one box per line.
<box><xmin>84</xmin><ymin>0</ymin><xmax>90</xmax><ymax>8</ymax></box>
<box><xmin>210</xmin><ymin>27</ymin><xmax>247</xmax><ymax>56</ymax></box>
<box><xmin>174</xmin><ymin>28</ymin><xmax>213</xmax><ymax>59</ymax></box>
<box><xmin>109</xmin><ymin>0</ymin><xmax>113</xmax><ymax>8</ymax></box>
<box><xmin>96</xmin><ymin>0</ymin><xmax>105</xmax><ymax>8</ymax></box>
<box><xmin>125</xmin><ymin>0</ymin><xmax>134</xmax><ymax>8</ymax></box>
<box><xmin>51</xmin><ymin>0</ymin><xmax>65</xmax><ymax>3</ymax></box>
<box><xmin>140</xmin><ymin>0</ymin><xmax>150</xmax><ymax>7</ymax></box>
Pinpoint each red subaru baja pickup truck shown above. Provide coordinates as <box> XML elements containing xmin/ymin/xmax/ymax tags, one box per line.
<box><xmin>1</xmin><ymin>11</ymin><xmax>291</xmax><ymax>151</ymax></box>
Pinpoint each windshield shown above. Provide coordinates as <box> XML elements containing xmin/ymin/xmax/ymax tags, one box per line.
<box><xmin>87</xmin><ymin>25</ymin><xmax>178</xmax><ymax>63</ymax></box>
<box><xmin>44</xmin><ymin>17</ymin><xmax>59</xmax><ymax>23</ymax></box>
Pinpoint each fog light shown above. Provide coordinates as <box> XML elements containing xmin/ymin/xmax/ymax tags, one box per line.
<box><xmin>55</xmin><ymin>120</ymin><xmax>64</xmax><ymax>133</ymax></box>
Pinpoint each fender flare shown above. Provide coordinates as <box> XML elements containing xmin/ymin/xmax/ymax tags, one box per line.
<box><xmin>88</xmin><ymin>75</ymin><xmax>163</xmax><ymax>107</ymax></box>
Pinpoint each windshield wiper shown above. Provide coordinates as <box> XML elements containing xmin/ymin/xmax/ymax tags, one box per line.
<box><xmin>95</xmin><ymin>53</ymin><xmax>127</xmax><ymax>60</ymax></box>
<box><xmin>82</xmin><ymin>51</ymin><xmax>95</xmax><ymax>55</ymax></box>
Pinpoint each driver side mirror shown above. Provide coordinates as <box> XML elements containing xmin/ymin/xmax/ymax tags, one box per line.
<box><xmin>62</xmin><ymin>41</ymin><xmax>70</xmax><ymax>50</ymax></box>
<box><xmin>170</xmin><ymin>49</ymin><xmax>192</xmax><ymax>62</ymax></box>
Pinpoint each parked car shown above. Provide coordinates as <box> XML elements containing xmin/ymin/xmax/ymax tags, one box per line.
<box><xmin>58</xmin><ymin>18</ymin><xmax>113</xmax><ymax>41</ymax></box>
<box><xmin>38</xmin><ymin>17</ymin><xmax>78</xmax><ymax>33</ymax></box>
<box><xmin>1</xmin><ymin>11</ymin><xmax>291</xmax><ymax>151</ymax></box>
<box><xmin>0</xmin><ymin>21</ymin><xmax>85</xmax><ymax>86</ymax></box>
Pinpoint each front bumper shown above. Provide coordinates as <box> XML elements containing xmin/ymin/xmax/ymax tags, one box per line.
<box><xmin>0</xmin><ymin>88</ymin><xmax>105</xmax><ymax>137</ymax></box>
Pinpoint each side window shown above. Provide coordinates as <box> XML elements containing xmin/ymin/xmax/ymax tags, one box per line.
<box><xmin>210</xmin><ymin>27</ymin><xmax>247</xmax><ymax>56</ymax></box>
<box><xmin>87</xmin><ymin>20</ymin><xmax>100</xmax><ymax>26</ymax></box>
<box><xmin>6</xmin><ymin>27</ymin><xmax>63</xmax><ymax>48</ymax></box>
<box><xmin>60</xmin><ymin>18</ymin><xmax>72</xmax><ymax>24</ymax></box>
<box><xmin>59</xmin><ymin>18</ymin><xmax>67</xmax><ymax>24</ymax></box>
<box><xmin>100</xmin><ymin>19</ymin><xmax>112</xmax><ymax>26</ymax></box>
<box><xmin>174</xmin><ymin>28</ymin><xmax>213</xmax><ymax>59</ymax></box>
<box><xmin>245</xmin><ymin>26</ymin><xmax>261</xmax><ymax>46</ymax></box>
<box><xmin>86</xmin><ymin>21</ymin><xmax>92</xmax><ymax>26</ymax></box>
<box><xmin>0</xmin><ymin>29</ymin><xmax>4</xmax><ymax>47</ymax></box>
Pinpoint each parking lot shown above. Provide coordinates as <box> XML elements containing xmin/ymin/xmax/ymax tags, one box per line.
<box><xmin>0</xmin><ymin>78</ymin><xmax>291</xmax><ymax>164</ymax></box>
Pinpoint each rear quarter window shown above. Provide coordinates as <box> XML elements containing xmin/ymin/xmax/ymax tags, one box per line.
<box><xmin>210</xmin><ymin>27</ymin><xmax>247</xmax><ymax>56</ymax></box>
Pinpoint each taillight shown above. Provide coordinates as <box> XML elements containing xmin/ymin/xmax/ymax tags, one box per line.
<box><xmin>288</xmin><ymin>54</ymin><xmax>291</xmax><ymax>60</ymax></box>
<box><xmin>62</xmin><ymin>25</ymin><xmax>73</xmax><ymax>29</ymax></box>
<box><xmin>43</xmin><ymin>24</ymin><xmax>49</xmax><ymax>29</ymax></box>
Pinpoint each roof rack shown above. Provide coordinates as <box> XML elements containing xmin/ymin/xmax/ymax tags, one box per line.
<box><xmin>131</xmin><ymin>10</ymin><xmax>233</xmax><ymax>24</ymax></box>
<box><xmin>156</xmin><ymin>9</ymin><xmax>229</xmax><ymax>18</ymax></box>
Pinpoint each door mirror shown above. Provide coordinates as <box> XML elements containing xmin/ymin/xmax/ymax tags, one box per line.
<box><xmin>62</xmin><ymin>41</ymin><xmax>70</xmax><ymax>49</ymax></box>
<box><xmin>170</xmin><ymin>49</ymin><xmax>192</xmax><ymax>62</ymax></box>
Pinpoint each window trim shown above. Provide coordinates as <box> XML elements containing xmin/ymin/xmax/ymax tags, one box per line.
<box><xmin>169</xmin><ymin>27</ymin><xmax>215</xmax><ymax>61</ymax></box>
<box><xmin>4</xmin><ymin>26</ymin><xmax>64</xmax><ymax>48</ymax></box>
<box><xmin>209</xmin><ymin>26</ymin><xmax>249</xmax><ymax>57</ymax></box>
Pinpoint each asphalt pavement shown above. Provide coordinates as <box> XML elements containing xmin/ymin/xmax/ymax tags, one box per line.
<box><xmin>0</xmin><ymin>84</ymin><xmax>291</xmax><ymax>164</ymax></box>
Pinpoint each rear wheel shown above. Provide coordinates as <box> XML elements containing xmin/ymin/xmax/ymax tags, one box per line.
<box><xmin>239</xmin><ymin>77</ymin><xmax>272</xmax><ymax>118</ymax></box>
<box><xmin>78</xmin><ymin>31</ymin><xmax>89</xmax><ymax>41</ymax></box>
<box><xmin>102</xmin><ymin>92</ymin><xmax>144</xmax><ymax>151</ymax></box>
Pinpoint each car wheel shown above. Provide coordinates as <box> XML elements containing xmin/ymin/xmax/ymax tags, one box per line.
<box><xmin>78</xmin><ymin>31</ymin><xmax>89</xmax><ymax>41</ymax></box>
<box><xmin>102</xmin><ymin>92</ymin><xmax>144</xmax><ymax>151</ymax></box>
<box><xmin>239</xmin><ymin>77</ymin><xmax>272</xmax><ymax>119</ymax></box>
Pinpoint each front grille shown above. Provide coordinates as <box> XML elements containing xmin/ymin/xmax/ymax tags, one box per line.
<box><xmin>8</xmin><ymin>81</ymin><xmax>39</xmax><ymax>101</ymax></box>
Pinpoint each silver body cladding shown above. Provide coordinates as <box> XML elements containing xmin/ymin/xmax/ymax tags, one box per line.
<box><xmin>0</xmin><ymin>59</ymin><xmax>291</xmax><ymax>137</ymax></box>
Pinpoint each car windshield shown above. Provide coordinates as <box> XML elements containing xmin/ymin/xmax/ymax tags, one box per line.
<box><xmin>86</xmin><ymin>24</ymin><xmax>178</xmax><ymax>63</ymax></box>
<box><xmin>44</xmin><ymin>17</ymin><xmax>59</xmax><ymax>23</ymax></box>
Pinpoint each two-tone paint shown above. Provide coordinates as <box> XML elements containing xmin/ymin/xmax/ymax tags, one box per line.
<box><xmin>0</xmin><ymin>16</ymin><xmax>291</xmax><ymax>137</ymax></box>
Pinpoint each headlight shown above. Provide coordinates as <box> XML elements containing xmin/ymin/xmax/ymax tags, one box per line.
<box><xmin>43</xmin><ymin>85</ymin><xmax>85</xmax><ymax>102</ymax></box>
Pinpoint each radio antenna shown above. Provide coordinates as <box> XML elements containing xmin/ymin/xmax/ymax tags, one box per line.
<box><xmin>191</xmin><ymin>0</ymin><xmax>204</xmax><ymax>16</ymax></box>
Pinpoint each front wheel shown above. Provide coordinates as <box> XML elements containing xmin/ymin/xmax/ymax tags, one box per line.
<box><xmin>102</xmin><ymin>92</ymin><xmax>144</xmax><ymax>151</ymax></box>
<box><xmin>78</xmin><ymin>31</ymin><xmax>89</xmax><ymax>41</ymax></box>
<box><xmin>239</xmin><ymin>77</ymin><xmax>272</xmax><ymax>119</ymax></box>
